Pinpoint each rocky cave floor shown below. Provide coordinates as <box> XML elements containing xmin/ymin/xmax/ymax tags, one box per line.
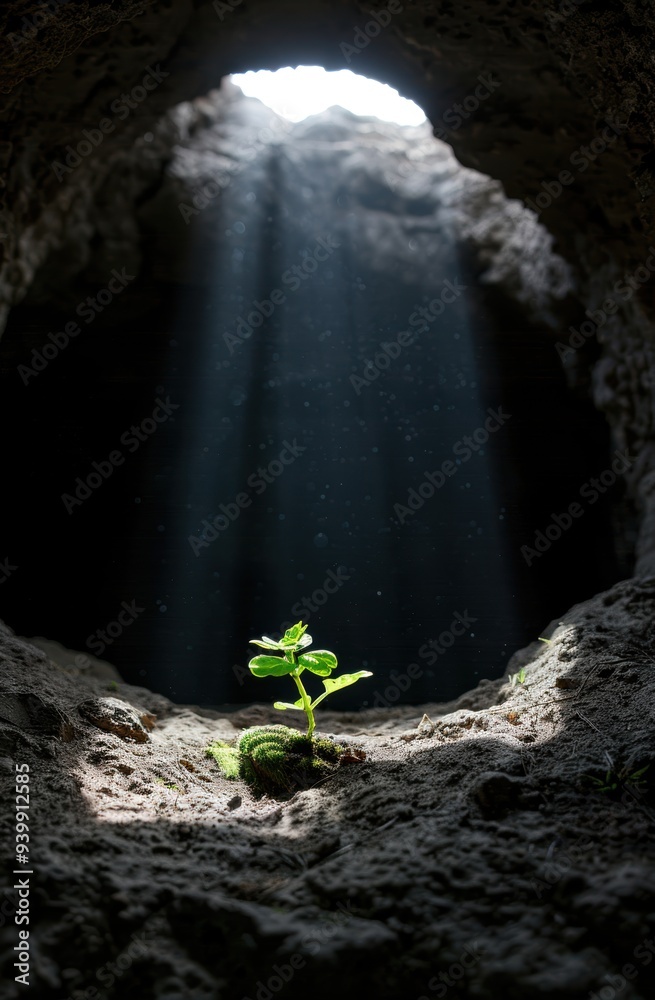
<box><xmin>2</xmin><ymin>578</ymin><xmax>655</xmax><ymax>1000</ymax></box>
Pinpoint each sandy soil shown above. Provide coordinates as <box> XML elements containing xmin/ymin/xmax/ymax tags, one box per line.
<box><xmin>2</xmin><ymin>577</ymin><xmax>655</xmax><ymax>999</ymax></box>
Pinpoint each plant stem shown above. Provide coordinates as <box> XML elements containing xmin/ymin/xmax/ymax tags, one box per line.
<box><xmin>286</xmin><ymin>652</ymin><xmax>315</xmax><ymax>738</ymax></box>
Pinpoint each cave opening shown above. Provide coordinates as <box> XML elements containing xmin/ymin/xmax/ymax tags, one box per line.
<box><xmin>0</xmin><ymin>66</ymin><xmax>626</xmax><ymax>709</ymax></box>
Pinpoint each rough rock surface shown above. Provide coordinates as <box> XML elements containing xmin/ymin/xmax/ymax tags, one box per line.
<box><xmin>2</xmin><ymin>577</ymin><xmax>655</xmax><ymax>999</ymax></box>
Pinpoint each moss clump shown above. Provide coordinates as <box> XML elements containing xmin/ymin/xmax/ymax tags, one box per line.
<box><xmin>207</xmin><ymin>724</ymin><xmax>344</xmax><ymax>794</ymax></box>
<box><xmin>206</xmin><ymin>741</ymin><xmax>241</xmax><ymax>779</ymax></box>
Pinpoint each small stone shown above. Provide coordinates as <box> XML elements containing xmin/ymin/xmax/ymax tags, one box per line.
<box><xmin>140</xmin><ymin>712</ymin><xmax>157</xmax><ymax>731</ymax></box>
<box><xmin>339</xmin><ymin>747</ymin><xmax>367</xmax><ymax>763</ymax></box>
<box><xmin>78</xmin><ymin>698</ymin><xmax>152</xmax><ymax>743</ymax></box>
<box><xmin>417</xmin><ymin>712</ymin><xmax>435</xmax><ymax>736</ymax></box>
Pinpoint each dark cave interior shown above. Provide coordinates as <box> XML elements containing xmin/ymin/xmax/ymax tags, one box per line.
<box><xmin>2</xmin><ymin>3</ymin><xmax>655</xmax><ymax>999</ymax></box>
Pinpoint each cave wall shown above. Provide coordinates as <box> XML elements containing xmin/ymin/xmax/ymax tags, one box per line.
<box><xmin>1</xmin><ymin>0</ymin><xmax>655</xmax><ymax>573</ymax></box>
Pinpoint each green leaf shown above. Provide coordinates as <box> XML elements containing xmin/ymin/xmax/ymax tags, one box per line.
<box><xmin>287</xmin><ymin>633</ymin><xmax>313</xmax><ymax>650</ymax></box>
<box><xmin>297</xmin><ymin>650</ymin><xmax>338</xmax><ymax>676</ymax></box>
<box><xmin>274</xmin><ymin>622</ymin><xmax>313</xmax><ymax>651</ymax></box>
<box><xmin>311</xmin><ymin>670</ymin><xmax>373</xmax><ymax>708</ymax></box>
<box><xmin>248</xmin><ymin>655</ymin><xmax>296</xmax><ymax>677</ymax></box>
<box><xmin>273</xmin><ymin>699</ymin><xmax>305</xmax><ymax>712</ymax></box>
<box><xmin>249</xmin><ymin>636</ymin><xmax>283</xmax><ymax>650</ymax></box>
<box><xmin>322</xmin><ymin>670</ymin><xmax>372</xmax><ymax>694</ymax></box>
<box><xmin>250</xmin><ymin>622</ymin><xmax>313</xmax><ymax>653</ymax></box>
<box><xmin>282</xmin><ymin>621</ymin><xmax>309</xmax><ymax>643</ymax></box>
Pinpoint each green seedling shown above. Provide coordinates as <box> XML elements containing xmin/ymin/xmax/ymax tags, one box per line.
<box><xmin>206</xmin><ymin>622</ymin><xmax>370</xmax><ymax>794</ymax></box>
<box><xmin>247</xmin><ymin>621</ymin><xmax>372</xmax><ymax>738</ymax></box>
<box><xmin>509</xmin><ymin>667</ymin><xmax>527</xmax><ymax>686</ymax></box>
<box><xmin>538</xmin><ymin>637</ymin><xmax>552</xmax><ymax>645</ymax></box>
<box><xmin>587</xmin><ymin>763</ymin><xmax>650</xmax><ymax>795</ymax></box>
<box><xmin>155</xmin><ymin>777</ymin><xmax>183</xmax><ymax>792</ymax></box>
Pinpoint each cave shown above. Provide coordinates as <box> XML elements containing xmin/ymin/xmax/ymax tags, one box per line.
<box><xmin>1</xmin><ymin>2</ymin><xmax>655</xmax><ymax>999</ymax></box>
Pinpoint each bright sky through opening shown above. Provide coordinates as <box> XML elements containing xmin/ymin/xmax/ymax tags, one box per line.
<box><xmin>230</xmin><ymin>67</ymin><xmax>427</xmax><ymax>126</ymax></box>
